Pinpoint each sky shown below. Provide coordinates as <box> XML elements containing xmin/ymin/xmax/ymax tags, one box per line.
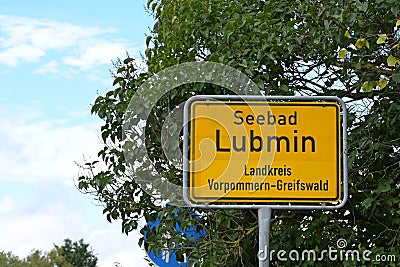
<box><xmin>0</xmin><ymin>1</ymin><xmax>154</xmax><ymax>266</ymax></box>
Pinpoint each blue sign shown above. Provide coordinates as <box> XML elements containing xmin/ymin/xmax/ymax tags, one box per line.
<box><xmin>144</xmin><ymin>210</ymin><xmax>205</xmax><ymax>267</ymax></box>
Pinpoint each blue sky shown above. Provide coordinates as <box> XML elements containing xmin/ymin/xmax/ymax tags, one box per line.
<box><xmin>0</xmin><ymin>1</ymin><xmax>153</xmax><ymax>266</ymax></box>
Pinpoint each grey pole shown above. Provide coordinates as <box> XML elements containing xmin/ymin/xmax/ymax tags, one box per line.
<box><xmin>258</xmin><ymin>207</ymin><xmax>272</xmax><ymax>267</ymax></box>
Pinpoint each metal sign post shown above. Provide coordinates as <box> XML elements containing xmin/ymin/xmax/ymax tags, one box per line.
<box><xmin>258</xmin><ymin>207</ymin><xmax>272</xmax><ymax>267</ymax></box>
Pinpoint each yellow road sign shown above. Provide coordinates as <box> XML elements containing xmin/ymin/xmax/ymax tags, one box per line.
<box><xmin>187</xmin><ymin>98</ymin><xmax>342</xmax><ymax>203</ymax></box>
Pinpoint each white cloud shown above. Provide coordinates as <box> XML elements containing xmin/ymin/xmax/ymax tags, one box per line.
<box><xmin>0</xmin><ymin>14</ymin><xmax>138</xmax><ymax>72</ymax></box>
<box><xmin>0</xmin><ymin>107</ymin><xmax>102</xmax><ymax>184</ymax></box>
<box><xmin>0</xmin><ymin>195</ymin><xmax>15</xmax><ymax>214</ymax></box>
<box><xmin>0</xmin><ymin>44</ymin><xmax>45</xmax><ymax>66</ymax></box>
<box><xmin>0</xmin><ymin>107</ymin><xmax>150</xmax><ymax>266</ymax></box>
<box><xmin>63</xmin><ymin>41</ymin><xmax>130</xmax><ymax>70</ymax></box>
<box><xmin>35</xmin><ymin>60</ymin><xmax>62</xmax><ymax>75</ymax></box>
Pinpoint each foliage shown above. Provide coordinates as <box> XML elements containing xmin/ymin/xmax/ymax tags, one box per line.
<box><xmin>54</xmin><ymin>238</ymin><xmax>98</xmax><ymax>267</ymax></box>
<box><xmin>78</xmin><ymin>0</ymin><xmax>400</xmax><ymax>266</ymax></box>
<box><xmin>0</xmin><ymin>239</ymin><xmax>97</xmax><ymax>267</ymax></box>
<box><xmin>0</xmin><ymin>250</ymin><xmax>54</xmax><ymax>267</ymax></box>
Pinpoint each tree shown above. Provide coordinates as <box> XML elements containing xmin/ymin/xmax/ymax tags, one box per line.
<box><xmin>0</xmin><ymin>251</ymin><xmax>25</xmax><ymax>266</ymax></box>
<box><xmin>53</xmin><ymin>239</ymin><xmax>97</xmax><ymax>267</ymax></box>
<box><xmin>0</xmin><ymin>250</ymin><xmax>53</xmax><ymax>267</ymax></box>
<box><xmin>78</xmin><ymin>0</ymin><xmax>400</xmax><ymax>265</ymax></box>
<box><xmin>24</xmin><ymin>250</ymin><xmax>54</xmax><ymax>267</ymax></box>
<box><xmin>0</xmin><ymin>239</ymin><xmax>97</xmax><ymax>267</ymax></box>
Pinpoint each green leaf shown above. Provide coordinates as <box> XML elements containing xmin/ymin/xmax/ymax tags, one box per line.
<box><xmin>151</xmin><ymin>2</ymin><xmax>158</xmax><ymax>12</ymax></box>
<box><xmin>146</xmin><ymin>35</ymin><xmax>152</xmax><ymax>47</ymax></box>
<box><xmin>364</xmin><ymin>39</ymin><xmax>370</xmax><ymax>49</ymax></box>
<box><xmin>344</xmin><ymin>30</ymin><xmax>352</xmax><ymax>38</ymax></box>
<box><xmin>376</xmin><ymin>34</ymin><xmax>387</xmax><ymax>44</ymax></box>
<box><xmin>355</xmin><ymin>38</ymin><xmax>370</xmax><ymax>49</ymax></box>
<box><xmin>362</xmin><ymin>197</ymin><xmax>373</xmax><ymax>209</ymax></box>
<box><xmin>359</xmin><ymin>2</ymin><xmax>368</xmax><ymax>12</ymax></box>
<box><xmin>378</xmin><ymin>78</ymin><xmax>388</xmax><ymax>90</ymax></box>
<box><xmin>355</xmin><ymin>38</ymin><xmax>365</xmax><ymax>49</ymax></box>
<box><xmin>113</xmin><ymin>77</ymin><xmax>124</xmax><ymax>86</ymax></box>
<box><xmin>295</xmin><ymin>235</ymin><xmax>304</xmax><ymax>247</ymax></box>
<box><xmin>377</xmin><ymin>183</ymin><xmax>391</xmax><ymax>193</ymax></box>
<box><xmin>362</xmin><ymin>81</ymin><xmax>374</xmax><ymax>92</ymax></box>
<box><xmin>281</xmin><ymin>84</ymin><xmax>289</xmax><ymax>91</ymax></box>
<box><xmin>123</xmin><ymin>57</ymin><xmax>133</xmax><ymax>64</ymax></box>
<box><xmin>338</xmin><ymin>49</ymin><xmax>348</xmax><ymax>59</ymax></box>
<box><xmin>396</xmin><ymin>20</ymin><xmax>400</xmax><ymax>27</ymax></box>
<box><xmin>387</xmin><ymin>55</ymin><xmax>399</xmax><ymax>67</ymax></box>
